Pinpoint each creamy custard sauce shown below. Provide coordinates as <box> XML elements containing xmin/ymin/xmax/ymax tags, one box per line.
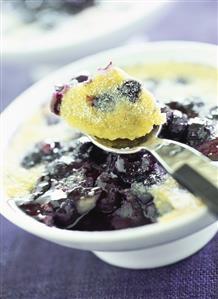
<box><xmin>4</xmin><ymin>63</ymin><xmax>218</xmax><ymax>223</ymax></box>
<box><xmin>125</xmin><ymin>63</ymin><xmax>217</xmax><ymax>107</ymax></box>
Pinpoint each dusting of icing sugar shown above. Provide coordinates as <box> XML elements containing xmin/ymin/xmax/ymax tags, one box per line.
<box><xmin>115</xmin><ymin>156</ymin><xmax>126</xmax><ymax>173</ymax></box>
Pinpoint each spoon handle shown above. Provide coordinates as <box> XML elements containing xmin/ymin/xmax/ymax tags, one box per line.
<box><xmin>145</xmin><ymin>138</ymin><xmax>218</xmax><ymax>216</ymax></box>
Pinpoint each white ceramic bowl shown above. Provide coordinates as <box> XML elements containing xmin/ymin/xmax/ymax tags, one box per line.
<box><xmin>3</xmin><ymin>1</ymin><xmax>168</xmax><ymax>64</ymax></box>
<box><xmin>1</xmin><ymin>41</ymin><xmax>217</xmax><ymax>269</ymax></box>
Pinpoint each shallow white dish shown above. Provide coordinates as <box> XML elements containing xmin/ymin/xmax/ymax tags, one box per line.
<box><xmin>1</xmin><ymin>41</ymin><xmax>217</xmax><ymax>269</ymax></box>
<box><xmin>3</xmin><ymin>1</ymin><xmax>168</xmax><ymax>64</ymax></box>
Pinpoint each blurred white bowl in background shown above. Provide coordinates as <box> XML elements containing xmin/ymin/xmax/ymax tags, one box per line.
<box><xmin>3</xmin><ymin>1</ymin><xmax>169</xmax><ymax>64</ymax></box>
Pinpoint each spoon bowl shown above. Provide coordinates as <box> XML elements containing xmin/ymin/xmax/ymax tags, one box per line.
<box><xmin>87</xmin><ymin>125</ymin><xmax>162</xmax><ymax>154</ymax></box>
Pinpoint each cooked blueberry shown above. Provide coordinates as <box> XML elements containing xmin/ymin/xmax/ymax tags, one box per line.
<box><xmin>21</xmin><ymin>141</ymin><xmax>63</xmax><ymax>169</ymax></box>
<box><xmin>110</xmin><ymin>192</ymin><xmax>154</xmax><ymax>230</ymax></box>
<box><xmin>134</xmin><ymin>188</ymin><xmax>154</xmax><ymax>205</ymax></box>
<box><xmin>92</xmin><ymin>93</ymin><xmax>115</xmax><ymax>112</ymax></box>
<box><xmin>142</xmin><ymin>200</ymin><xmax>159</xmax><ymax>223</ymax></box>
<box><xmin>46</xmin><ymin>160</ymin><xmax>70</xmax><ymax>179</ymax></box>
<box><xmin>89</xmin><ymin>145</ymin><xmax>108</xmax><ymax>165</ymax></box>
<box><xmin>72</xmin><ymin>208</ymin><xmax>113</xmax><ymax>231</ymax></box>
<box><xmin>96</xmin><ymin>190</ymin><xmax>122</xmax><ymax>214</ymax></box>
<box><xmin>74</xmin><ymin>75</ymin><xmax>89</xmax><ymax>83</ymax></box>
<box><xmin>50</xmin><ymin>92</ymin><xmax>63</xmax><ymax>115</ymax></box>
<box><xmin>166</xmin><ymin>97</ymin><xmax>204</xmax><ymax>118</ymax></box>
<box><xmin>186</xmin><ymin>118</ymin><xmax>214</xmax><ymax>147</ymax></box>
<box><xmin>21</xmin><ymin>151</ymin><xmax>42</xmax><ymax>168</ymax></box>
<box><xmin>41</xmin><ymin>202</ymin><xmax>54</xmax><ymax>214</ymax></box>
<box><xmin>113</xmin><ymin>152</ymin><xmax>155</xmax><ymax>184</ymax></box>
<box><xmin>160</xmin><ymin>110</ymin><xmax>188</xmax><ymax>142</ymax></box>
<box><xmin>143</xmin><ymin>162</ymin><xmax>166</xmax><ymax>187</ymax></box>
<box><xmin>96</xmin><ymin>172</ymin><xmax>122</xmax><ymax>191</ymax></box>
<box><xmin>20</xmin><ymin>203</ymin><xmax>42</xmax><ymax>217</ymax></box>
<box><xmin>197</xmin><ymin>138</ymin><xmax>218</xmax><ymax>161</ymax></box>
<box><xmin>131</xmin><ymin>188</ymin><xmax>158</xmax><ymax>222</ymax></box>
<box><xmin>118</xmin><ymin>80</ymin><xmax>141</xmax><ymax>102</ymax></box>
<box><xmin>54</xmin><ymin>199</ymin><xmax>78</xmax><ymax>228</ymax></box>
<box><xmin>169</xmin><ymin>112</ymin><xmax>188</xmax><ymax>137</ymax></box>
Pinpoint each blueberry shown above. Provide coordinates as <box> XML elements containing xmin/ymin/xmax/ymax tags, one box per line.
<box><xmin>54</xmin><ymin>199</ymin><xmax>78</xmax><ymax>228</ymax></box>
<box><xmin>21</xmin><ymin>151</ymin><xmax>42</xmax><ymax>168</ymax></box>
<box><xmin>142</xmin><ymin>201</ymin><xmax>159</xmax><ymax>223</ymax></box>
<box><xmin>21</xmin><ymin>141</ymin><xmax>63</xmax><ymax>169</ymax></box>
<box><xmin>72</xmin><ymin>208</ymin><xmax>113</xmax><ymax>231</ymax></box>
<box><xmin>131</xmin><ymin>183</ymin><xmax>154</xmax><ymax>205</ymax></box>
<box><xmin>96</xmin><ymin>172</ymin><xmax>121</xmax><ymax>191</ymax></box>
<box><xmin>46</xmin><ymin>160</ymin><xmax>70</xmax><ymax>179</ymax></box>
<box><xmin>50</xmin><ymin>92</ymin><xmax>63</xmax><ymax>115</ymax></box>
<box><xmin>73</xmin><ymin>75</ymin><xmax>89</xmax><ymax>83</ymax></box>
<box><xmin>169</xmin><ymin>111</ymin><xmax>188</xmax><ymax>138</ymax></box>
<box><xmin>107</xmin><ymin>152</ymin><xmax>155</xmax><ymax>185</ymax></box>
<box><xmin>118</xmin><ymin>80</ymin><xmax>141</xmax><ymax>103</ymax></box>
<box><xmin>186</xmin><ymin>118</ymin><xmax>214</xmax><ymax>147</ymax></box>
<box><xmin>197</xmin><ymin>138</ymin><xmax>218</xmax><ymax>161</ymax></box>
<box><xmin>89</xmin><ymin>145</ymin><xmax>108</xmax><ymax>165</ymax></box>
<box><xmin>96</xmin><ymin>188</ymin><xmax>123</xmax><ymax>214</ymax></box>
<box><xmin>92</xmin><ymin>93</ymin><xmax>115</xmax><ymax>112</ymax></box>
<box><xmin>143</xmin><ymin>162</ymin><xmax>166</xmax><ymax>187</ymax></box>
<box><xmin>20</xmin><ymin>203</ymin><xmax>42</xmax><ymax>217</ymax></box>
<box><xmin>160</xmin><ymin>110</ymin><xmax>188</xmax><ymax>142</ymax></box>
<box><xmin>110</xmin><ymin>191</ymin><xmax>155</xmax><ymax>230</ymax></box>
<box><xmin>166</xmin><ymin>97</ymin><xmax>204</xmax><ymax>118</ymax></box>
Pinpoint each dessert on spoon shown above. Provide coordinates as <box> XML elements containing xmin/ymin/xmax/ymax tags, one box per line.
<box><xmin>51</xmin><ymin>62</ymin><xmax>165</xmax><ymax>141</ymax></box>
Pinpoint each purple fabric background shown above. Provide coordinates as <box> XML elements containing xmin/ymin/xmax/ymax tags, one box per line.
<box><xmin>1</xmin><ymin>1</ymin><xmax>218</xmax><ymax>298</ymax></box>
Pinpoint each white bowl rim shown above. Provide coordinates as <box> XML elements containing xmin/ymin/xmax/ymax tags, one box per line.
<box><xmin>1</xmin><ymin>41</ymin><xmax>217</xmax><ymax>250</ymax></box>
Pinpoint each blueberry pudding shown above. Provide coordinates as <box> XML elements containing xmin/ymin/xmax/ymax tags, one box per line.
<box><xmin>5</xmin><ymin>62</ymin><xmax>218</xmax><ymax>230</ymax></box>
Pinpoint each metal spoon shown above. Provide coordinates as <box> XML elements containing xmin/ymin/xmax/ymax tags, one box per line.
<box><xmin>88</xmin><ymin>126</ymin><xmax>218</xmax><ymax>216</ymax></box>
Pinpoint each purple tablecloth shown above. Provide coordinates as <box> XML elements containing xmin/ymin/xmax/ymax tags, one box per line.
<box><xmin>1</xmin><ymin>1</ymin><xmax>218</xmax><ymax>298</ymax></box>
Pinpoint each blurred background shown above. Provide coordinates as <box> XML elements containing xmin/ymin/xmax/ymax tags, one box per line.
<box><xmin>1</xmin><ymin>0</ymin><xmax>217</xmax><ymax>112</ymax></box>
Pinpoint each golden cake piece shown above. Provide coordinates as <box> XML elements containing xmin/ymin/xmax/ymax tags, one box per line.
<box><xmin>51</xmin><ymin>64</ymin><xmax>165</xmax><ymax>140</ymax></box>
